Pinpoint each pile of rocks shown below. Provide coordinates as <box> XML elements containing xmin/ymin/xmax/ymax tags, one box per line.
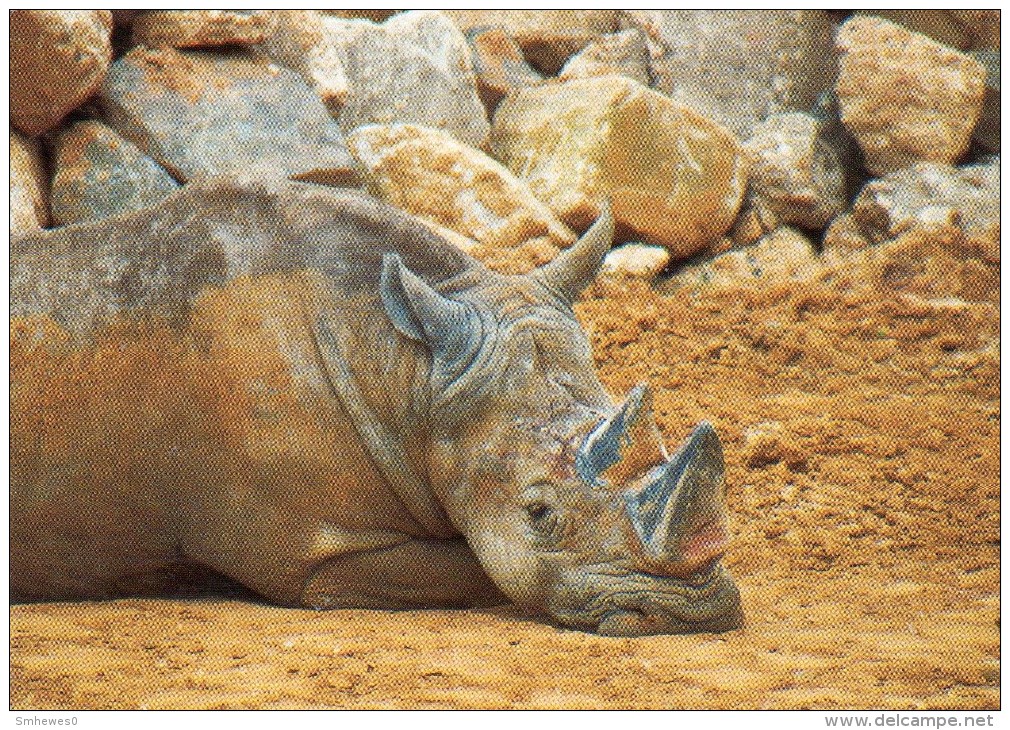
<box><xmin>9</xmin><ymin>10</ymin><xmax>1000</xmax><ymax>290</ymax></box>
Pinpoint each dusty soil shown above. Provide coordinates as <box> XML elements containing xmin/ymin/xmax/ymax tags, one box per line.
<box><xmin>10</xmin><ymin>242</ymin><xmax>1000</xmax><ymax>710</ymax></box>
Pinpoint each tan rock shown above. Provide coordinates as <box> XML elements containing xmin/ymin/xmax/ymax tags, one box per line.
<box><xmin>466</xmin><ymin>27</ymin><xmax>543</xmax><ymax>115</ymax></box>
<box><xmin>347</xmin><ymin>123</ymin><xmax>575</xmax><ymax>255</ymax></box>
<box><xmin>492</xmin><ymin>75</ymin><xmax>747</xmax><ymax>258</ymax></box>
<box><xmin>10</xmin><ymin>10</ymin><xmax>113</xmax><ymax>136</ymax></box>
<box><xmin>445</xmin><ymin>10</ymin><xmax>618</xmax><ymax>74</ymax></box>
<box><xmin>674</xmin><ymin>228</ymin><xmax>822</xmax><ymax>290</ymax></box>
<box><xmin>835</xmin><ymin>16</ymin><xmax>986</xmax><ymax>175</ymax></box>
<box><xmin>130</xmin><ymin>10</ymin><xmax>267</xmax><ymax>48</ymax></box>
<box><xmin>857</xmin><ymin>10</ymin><xmax>1000</xmax><ymax>51</ymax></box>
<box><xmin>825</xmin><ymin>226</ymin><xmax>999</xmax><ymax>305</ymax></box>
<box><xmin>10</xmin><ymin>132</ymin><xmax>49</xmax><ymax>235</ymax></box>
<box><xmin>601</xmin><ymin>244</ymin><xmax>670</xmax><ymax>279</ymax></box>
<box><xmin>855</xmin><ymin>11</ymin><xmax>972</xmax><ymax>51</ymax></box>
<box><xmin>259</xmin><ymin>10</ymin><xmax>350</xmax><ymax>111</ymax></box>
<box><xmin>558</xmin><ymin>29</ymin><xmax>651</xmax><ymax>86</ymax></box>
<box><xmin>742</xmin><ymin>421</ymin><xmax>807</xmax><ymax>471</ymax></box>
<box><xmin>730</xmin><ymin>200</ymin><xmax>779</xmax><ymax>248</ymax></box>
<box><xmin>743</xmin><ymin>113</ymin><xmax>846</xmax><ymax>230</ymax></box>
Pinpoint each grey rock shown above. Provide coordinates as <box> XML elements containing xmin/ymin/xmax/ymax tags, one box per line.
<box><xmin>558</xmin><ymin>29</ymin><xmax>651</xmax><ymax>86</ymax></box>
<box><xmin>466</xmin><ymin>26</ymin><xmax>543</xmax><ymax>116</ymax></box>
<box><xmin>96</xmin><ymin>46</ymin><xmax>359</xmax><ymax>185</ymax></box>
<box><xmin>972</xmin><ymin>50</ymin><xmax>1000</xmax><ymax>152</ymax></box>
<box><xmin>742</xmin><ymin>112</ymin><xmax>846</xmax><ymax>231</ymax></box>
<box><xmin>824</xmin><ymin>161</ymin><xmax>1000</xmax><ymax>251</ymax></box>
<box><xmin>50</xmin><ymin>120</ymin><xmax>180</xmax><ymax>226</ymax></box>
<box><xmin>323</xmin><ymin>11</ymin><xmax>490</xmax><ymax>149</ymax></box>
<box><xmin>626</xmin><ymin>10</ymin><xmax>835</xmax><ymax>138</ymax></box>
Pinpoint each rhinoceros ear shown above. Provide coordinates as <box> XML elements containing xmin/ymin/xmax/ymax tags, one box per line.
<box><xmin>532</xmin><ymin>200</ymin><xmax>614</xmax><ymax>305</ymax></box>
<box><xmin>380</xmin><ymin>253</ymin><xmax>481</xmax><ymax>365</ymax></box>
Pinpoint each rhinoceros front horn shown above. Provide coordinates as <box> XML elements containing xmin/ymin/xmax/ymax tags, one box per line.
<box><xmin>532</xmin><ymin>200</ymin><xmax>614</xmax><ymax>305</ymax></box>
<box><xmin>623</xmin><ymin>422</ymin><xmax>730</xmax><ymax>578</ymax></box>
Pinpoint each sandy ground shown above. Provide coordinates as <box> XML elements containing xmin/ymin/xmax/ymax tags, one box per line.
<box><xmin>10</xmin><ymin>245</ymin><xmax>1000</xmax><ymax>710</ymax></box>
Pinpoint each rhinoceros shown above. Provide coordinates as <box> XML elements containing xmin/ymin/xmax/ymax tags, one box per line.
<box><xmin>10</xmin><ymin>177</ymin><xmax>742</xmax><ymax>636</ymax></box>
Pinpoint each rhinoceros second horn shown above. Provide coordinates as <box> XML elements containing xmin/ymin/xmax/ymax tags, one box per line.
<box><xmin>576</xmin><ymin>382</ymin><xmax>668</xmax><ymax>488</ymax></box>
<box><xmin>532</xmin><ymin>200</ymin><xmax>614</xmax><ymax>305</ymax></box>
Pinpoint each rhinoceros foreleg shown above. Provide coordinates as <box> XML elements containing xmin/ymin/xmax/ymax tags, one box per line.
<box><xmin>300</xmin><ymin>537</ymin><xmax>508</xmax><ymax>610</ymax></box>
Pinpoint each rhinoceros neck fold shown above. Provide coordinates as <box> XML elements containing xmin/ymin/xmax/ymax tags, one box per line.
<box><xmin>304</xmin><ymin>292</ymin><xmax>458</xmax><ymax>539</ymax></box>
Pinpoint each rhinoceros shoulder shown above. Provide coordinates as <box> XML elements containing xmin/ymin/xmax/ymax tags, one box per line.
<box><xmin>10</xmin><ymin>177</ymin><xmax>484</xmax><ymax>335</ymax></box>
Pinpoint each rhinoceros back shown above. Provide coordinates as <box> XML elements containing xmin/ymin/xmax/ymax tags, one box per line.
<box><xmin>11</xmin><ymin>177</ymin><xmax>484</xmax><ymax>334</ymax></box>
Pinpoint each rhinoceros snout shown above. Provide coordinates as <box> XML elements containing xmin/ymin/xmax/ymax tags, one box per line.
<box><xmin>595</xmin><ymin>584</ymin><xmax>744</xmax><ymax>637</ymax></box>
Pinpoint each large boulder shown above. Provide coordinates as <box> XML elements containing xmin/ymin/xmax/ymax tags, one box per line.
<box><xmin>49</xmin><ymin>120</ymin><xmax>180</xmax><ymax>227</ymax></box>
<box><xmin>130</xmin><ymin>10</ymin><xmax>268</xmax><ymax>48</ymax></box>
<box><xmin>323</xmin><ymin>11</ymin><xmax>490</xmax><ymax>149</ymax></box>
<box><xmin>347</xmin><ymin>123</ymin><xmax>575</xmax><ymax>269</ymax></box>
<box><xmin>10</xmin><ymin>10</ymin><xmax>113</xmax><ymax>136</ymax></box>
<box><xmin>625</xmin><ymin>10</ymin><xmax>835</xmax><ymax>138</ymax></box>
<box><xmin>445</xmin><ymin>10</ymin><xmax>618</xmax><ymax>75</ymax></box>
<box><xmin>492</xmin><ymin>75</ymin><xmax>747</xmax><ymax>258</ymax></box>
<box><xmin>835</xmin><ymin>16</ymin><xmax>986</xmax><ymax>175</ymax></box>
<box><xmin>96</xmin><ymin>47</ymin><xmax>359</xmax><ymax>186</ymax></box>
<box><xmin>10</xmin><ymin>132</ymin><xmax>49</xmax><ymax>235</ymax></box>
<box><xmin>824</xmin><ymin>161</ymin><xmax>1000</xmax><ymax>252</ymax></box>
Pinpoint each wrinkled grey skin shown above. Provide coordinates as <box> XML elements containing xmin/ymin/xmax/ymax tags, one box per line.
<box><xmin>11</xmin><ymin>178</ymin><xmax>742</xmax><ymax>636</ymax></box>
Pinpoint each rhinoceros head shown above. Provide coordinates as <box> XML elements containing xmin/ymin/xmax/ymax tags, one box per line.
<box><xmin>379</xmin><ymin>205</ymin><xmax>742</xmax><ymax>636</ymax></box>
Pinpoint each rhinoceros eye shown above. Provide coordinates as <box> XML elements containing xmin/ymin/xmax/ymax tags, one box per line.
<box><xmin>522</xmin><ymin>483</ymin><xmax>562</xmax><ymax>544</ymax></box>
<box><xmin>525</xmin><ymin>501</ymin><xmax>561</xmax><ymax>543</ymax></box>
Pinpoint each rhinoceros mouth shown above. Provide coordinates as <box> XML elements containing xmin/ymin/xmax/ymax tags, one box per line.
<box><xmin>549</xmin><ymin>563</ymin><xmax>743</xmax><ymax>637</ymax></box>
